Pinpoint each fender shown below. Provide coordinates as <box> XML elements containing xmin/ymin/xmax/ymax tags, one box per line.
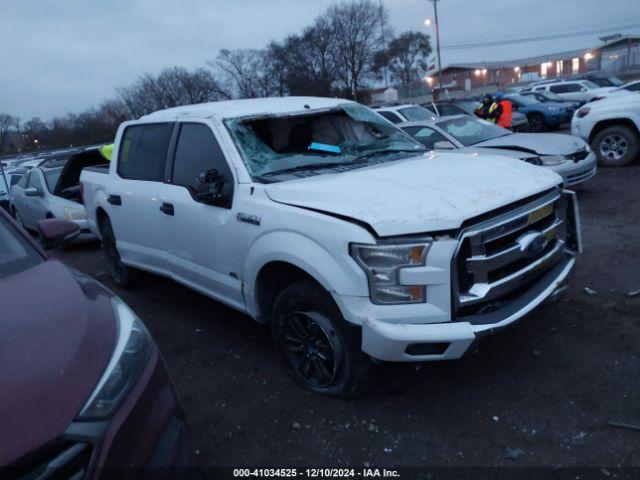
<box><xmin>87</xmin><ymin>187</ymin><xmax>110</xmax><ymax>240</ymax></box>
<box><xmin>242</xmin><ymin>230</ymin><xmax>369</xmax><ymax>318</ymax></box>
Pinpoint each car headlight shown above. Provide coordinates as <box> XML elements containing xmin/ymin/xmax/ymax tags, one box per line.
<box><xmin>77</xmin><ymin>297</ymin><xmax>151</xmax><ymax>420</ymax></box>
<box><xmin>540</xmin><ymin>155</ymin><xmax>567</xmax><ymax>166</ymax></box>
<box><xmin>64</xmin><ymin>206</ymin><xmax>86</xmax><ymax>221</ymax></box>
<box><xmin>350</xmin><ymin>243</ymin><xmax>431</xmax><ymax>304</ymax></box>
<box><xmin>577</xmin><ymin>106</ymin><xmax>590</xmax><ymax>118</ymax></box>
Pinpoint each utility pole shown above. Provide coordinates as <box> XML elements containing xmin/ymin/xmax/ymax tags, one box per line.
<box><xmin>428</xmin><ymin>0</ymin><xmax>443</xmax><ymax>92</ymax></box>
<box><xmin>379</xmin><ymin>0</ymin><xmax>388</xmax><ymax>87</ymax></box>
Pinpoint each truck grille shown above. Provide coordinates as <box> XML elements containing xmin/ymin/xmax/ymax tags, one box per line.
<box><xmin>2</xmin><ymin>440</ymin><xmax>93</xmax><ymax>480</ymax></box>
<box><xmin>454</xmin><ymin>190</ymin><xmax>567</xmax><ymax>317</ymax></box>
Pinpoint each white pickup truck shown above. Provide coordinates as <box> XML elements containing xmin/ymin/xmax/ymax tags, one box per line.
<box><xmin>81</xmin><ymin>97</ymin><xmax>581</xmax><ymax>397</ymax></box>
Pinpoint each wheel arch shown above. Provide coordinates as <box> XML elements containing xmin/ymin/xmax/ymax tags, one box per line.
<box><xmin>243</xmin><ymin>232</ymin><xmax>368</xmax><ymax>323</ymax></box>
<box><xmin>589</xmin><ymin>118</ymin><xmax>640</xmax><ymax>144</ymax></box>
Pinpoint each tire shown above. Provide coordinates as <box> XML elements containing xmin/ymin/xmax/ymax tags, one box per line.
<box><xmin>271</xmin><ymin>280</ymin><xmax>378</xmax><ymax>398</ymax></box>
<box><xmin>527</xmin><ymin>112</ymin><xmax>546</xmax><ymax>133</ymax></box>
<box><xmin>99</xmin><ymin>215</ymin><xmax>138</xmax><ymax>288</ymax></box>
<box><xmin>592</xmin><ymin>125</ymin><xmax>639</xmax><ymax>167</ymax></box>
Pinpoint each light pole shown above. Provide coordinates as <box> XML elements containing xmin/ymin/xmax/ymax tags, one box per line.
<box><xmin>427</xmin><ymin>0</ymin><xmax>443</xmax><ymax>93</ymax></box>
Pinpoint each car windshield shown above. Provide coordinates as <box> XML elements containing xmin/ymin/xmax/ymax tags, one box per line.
<box><xmin>225</xmin><ymin>103</ymin><xmax>425</xmax><ymax>179</ymax></box>
<box><xmin>0</xmin><ymin>215</ymin><xmax>42</xmax><ymax>279</ymax></box>
<box><xmin>510</xmin><ymin>95</ymin><xmax>539</xmax><ymax>105</ymax></box>
<box><xmin>436</xmin><ymin>116</ymin><xmax>511</xmax><ymax>146</ymax></box>
<box><xmin>44</xmin><ymin>168</ymin><xmax>62</xmax><ymax>192</ymax></box>
<box><xmin>398</xmin><ymin>105</ymin><xmax>435</xmax><ymax>121</ymax></box>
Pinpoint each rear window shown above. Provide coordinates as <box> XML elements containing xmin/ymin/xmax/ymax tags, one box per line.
<box><xmin>398</xmin><ymin>106</ymin><xmax>435</xmax><ymax>121</ymax></box>
<box><xmin>118</xmin><ymin>123</ymin><xmax>173</xmax><ymax>181</ymax></box>
<box><xmin>0</xmin><ymin>215</ymin><xmax>42</xmax><ymax>279</ymax></box>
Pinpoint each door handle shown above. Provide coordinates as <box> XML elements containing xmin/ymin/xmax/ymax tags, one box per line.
<box><xmin>159</xmin><ymin>202</ymin><xmax>174</xmax><ymax>216</ymax></box>
<box><xmin>107</xmin><ymin>194</ymin><xmax>122</xmax><ymax>206</ymax></box>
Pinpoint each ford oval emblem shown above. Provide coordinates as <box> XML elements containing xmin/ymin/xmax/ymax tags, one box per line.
<box><xmin>517</xmin><ymin>231</ymin><xmax>548</xmax><ymax>258</ymax></box>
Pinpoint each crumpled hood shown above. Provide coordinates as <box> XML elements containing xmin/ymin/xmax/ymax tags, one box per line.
<box><xmin>474</xmin><ymin>133</ymin><xmax>586</xmax><ymax>155</ymax></box>
<box><xmin>265</xmin><ymin>152</ymin><xmax>561</xmax><ymax>237</ymax></box>
<box><xmin>0</xmin><ymin>261</ymin><xmax>116</xmax><ymax>466</ymax></box>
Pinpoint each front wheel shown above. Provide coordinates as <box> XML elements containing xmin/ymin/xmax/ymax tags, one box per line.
<box><xmin>592</xmin><ymin>125</ymin><xmax>639</xmax><ymax>167</ymax></box>
<box><xmin>99</xmin><ymin>215</ymin><xmax>138</xmax><ymax>288</ymax></box>
<box><xmin>527</xmin><ymin>113</ymin><xmax>546</xmax><ymax>133</ymax></box>
<box><xmin>271</xmin><ymin>280</ymin><xmax>378</xmax><ymax>398</ymax></box>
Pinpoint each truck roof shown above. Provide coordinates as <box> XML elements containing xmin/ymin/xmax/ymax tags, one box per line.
<box><xmin>141</xmin><ymin>96</ymin><xmax>354</xmax><ymax>121</ymax></box>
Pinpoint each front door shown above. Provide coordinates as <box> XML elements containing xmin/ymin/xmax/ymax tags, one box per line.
<box><xmin>159</xmin><ymin>121</ymin><xmax>243</xmax><ymax>309</ymax></box>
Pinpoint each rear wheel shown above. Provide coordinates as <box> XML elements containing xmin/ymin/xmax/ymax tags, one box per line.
<box><xmin>528</xmin><ymin>112</ymin><xmax>546</xmax><ymax>133</ymax></box>
<box><xmin>99</xmin><ymin>215</ymin><xmax>138</xmax><ymax>288</ymax></box>
<box><xmin>271</xmin><ymin>280</ymin><xmax>378</xmax><ymax>398</ymax></box>
<box><xmin>592</xmin><ymin>125</ymin><xmax>639</xmax><ymax>167</ymax></box>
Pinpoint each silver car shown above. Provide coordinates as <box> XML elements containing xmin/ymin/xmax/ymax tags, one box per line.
<box><xmin>400</xmin><ymin>115</ymin><xmax>597</xmax><ymax>187</ymax></box>
<box><xmin>9</xmin><ymin>166</ymin><xmax>95</xmax><ymax>240</ymax></box>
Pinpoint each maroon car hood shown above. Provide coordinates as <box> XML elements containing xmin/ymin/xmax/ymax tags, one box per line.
<box><xmin>0</xmin><ymin>261</ymin><xmax>116</xmax><ymax>466</ymax></box>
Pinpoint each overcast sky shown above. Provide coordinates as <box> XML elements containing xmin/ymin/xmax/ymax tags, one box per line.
<box><xmin>1</xmin><ymin>0</ymin><xmax>639</xmax><ymax>120</ymax></box>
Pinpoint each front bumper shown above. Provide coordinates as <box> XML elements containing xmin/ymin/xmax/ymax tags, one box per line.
<box><xmin>361</xmin><ymin>252</ymin><xmax>575</xmax><ymax>362</ymax></box>
<box><xmin>552</xmin><ymin>153</ymin><xmax>598</xmax><ymax>186</ymax></box>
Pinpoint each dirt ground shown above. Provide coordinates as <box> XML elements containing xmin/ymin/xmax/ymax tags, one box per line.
<box><xmin>53</xmin><ymin>163</ymin><xmax>640</xmax><ymax>470</ymax></box>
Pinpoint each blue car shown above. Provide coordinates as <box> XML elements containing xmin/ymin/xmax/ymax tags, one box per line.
<box><xmin>504</xmin><ymin>94</ymin><xmax>569</xmax><ymax>133</ymax></box>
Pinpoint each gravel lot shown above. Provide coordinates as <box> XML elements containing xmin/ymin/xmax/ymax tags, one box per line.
<box><xmin>53</xmin><ymin>163</ymin><xmax>640</xmax><ymax>470</ymax></box>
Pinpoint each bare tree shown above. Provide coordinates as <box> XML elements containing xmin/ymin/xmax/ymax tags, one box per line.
<box><xmin>22</xmin><ymin>117</ymin><xmax>47</xmax><ymax>149</ymax></box>
<box><xmin>214</xmin><ymin>49</ymin><xmax>278</xmax><ymax>98</ymax></box>
<box><xmin>325</xmin><ymin>0</ymin><xmax>384</xmax><ymax>99</ymax></box>
<box><xmin>0</xmin><ymin>114</ymin><xmax>15</xmax><ymax>154</ymax></box>
<box><xmin>373</xmin><ymin>31</ymin><xmax>432</xmax><ymax>84</ymax></box>
<box><xmin>119</xmin><ymin>67</ymin><xmax>229</xmax><ymax>118</ymax></box>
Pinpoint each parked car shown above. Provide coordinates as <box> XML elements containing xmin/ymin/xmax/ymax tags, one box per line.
<box><xmin>0</xmin><ymin>169</ymin><xmax>27</xmax><ymax>212</ymax></box>
<box><xmin>0</xmin><ymin>210</ymin><xmax>189</xmax><ymax>475</ymax></box>
<box><xmin>8</xmin><ymin>147</ymin><xmax>106</xmax><ymax>240</ymax></box>
<box><xmin>527</xmin><ymin>79</ymin><xmax>615</xmax><ymax>104</ymax></box>
<box><xmin>505</xmin><ymin>94</ymin><xmax>570</xmax><ymax>132</ymax></box>
<box><xmin>572</xmin><ymin>92</ymin><xmax>640</xmax><ymax>166</ymax></box>
<box><xmin>373</xmin><ymin>104</ymin><xmax>437</xmax><ymax>124</ymax></box>
<box><xmin>399</xmin><ymin>115</ymin><xmax>597</xmax><ymax>186</ymax></box>
<box><xmin>80</xmin><ymin>97</ymin><xmax>581</xmax><ymax>398</ymax></box>
<box><xmin>563</xmin><ymin>74</ymin><xmax>625</xmax><ymax>88</ymax></box>
<box><xmin>434</xmin><ymin>100</ymin><xmax>529</xmax><ymax>132</ymax></box>
<box><xmin>520</xmin><ymin>90</ymin><xmax>582</xmax><ymax>115</ymax></box>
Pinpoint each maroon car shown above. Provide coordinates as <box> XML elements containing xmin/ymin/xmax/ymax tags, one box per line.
<box><xmin>0</xmin><ymin>210</ymin><xmax>189</xmax><ymax>478</ymax></box>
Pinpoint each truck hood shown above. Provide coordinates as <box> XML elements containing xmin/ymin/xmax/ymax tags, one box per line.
<box><xmin>265</xmin><ymin>152</ymin><xmax>561</xmax><ymax>237</ymax></box>
<box><xmin>0</xmin><ymin>261</ymin><xmax>116</xmax><ymax>466</ymax></box>
<box><xmin>474</xmin><ymin>133</ymin><xmax>586</xmax><ymax>156</ymax></box>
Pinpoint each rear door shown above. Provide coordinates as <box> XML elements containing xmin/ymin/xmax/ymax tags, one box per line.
<box><xmin>109</xmin><ymin>122</ymin><xmax>174</xmax><ymax>272</ymax></box>
<box><xmin>158</xmin><ymin>120</ymin><xmax>243</xmax><ymax>309</ymax></box>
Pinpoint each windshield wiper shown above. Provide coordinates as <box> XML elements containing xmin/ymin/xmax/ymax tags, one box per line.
<box><xmin>262</xmin><ymin>160</ymin><xmax>368</xmax><ymax>177</ymax></box>
<box><xmin>350</xmin><ymin>147</ymin><xmax>422</xmax><ymax>163</ymax></box>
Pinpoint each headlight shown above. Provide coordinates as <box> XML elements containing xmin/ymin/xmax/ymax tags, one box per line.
<box><xmin>577</xmin><ymin>106</ymin><xmax>590</xmax><ymax>118</ymax></box>
<box><xmin>350</xmin><ymin>242</ymin><xmax>431</xmax><ymax>304</ymax></box>
<box><xmin>77</xmin><ymin>297</ymin><xmax>151</xmax><ymax>420</ymax></box>
<box><xmin>64</xmin><ymin>206</ymin><xmax>86</xmax><ymax>221</ymax></box>
<box><xmin>540</xmin><ymin>155</ymin><xmax>566</xmax><ymax>166</ymax></box>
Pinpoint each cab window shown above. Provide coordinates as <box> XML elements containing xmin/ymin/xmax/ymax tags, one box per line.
<box><xmin>118</xmin><ymin>123</ymin><xmax>173</xmax><ymax>181</ymax></box>
<box><xmin>171</xmin><ymin>123</ymin><xmax>234</xmax><ymax>208</ymax></box>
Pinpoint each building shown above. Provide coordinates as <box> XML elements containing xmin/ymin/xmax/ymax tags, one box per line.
<box><xmin>432</xmin><ymin>34</ymin><xmax>640</xmax><ymax>93</ymax></box>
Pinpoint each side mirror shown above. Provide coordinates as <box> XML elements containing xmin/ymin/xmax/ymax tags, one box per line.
<box><xmin>37</xmin><ymin>219</ymin><xmax>80</xmax><ymax>249</ymax></box>
<box><xmin>434</xmin><ymin>140</ymin><xmax>456</xmax><ymax>150</ymax></box>
<box><xmin>195</xmin><ymin>169</ymin><xmax>226</xmax><ymax>205</ymax></box>
<box><xmin>24</xmin><ymin>187</ymin><xmax>40</xmax><ymax>197</ymax></box>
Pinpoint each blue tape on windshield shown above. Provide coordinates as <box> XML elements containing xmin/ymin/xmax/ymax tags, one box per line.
<box><xmin>309</xmin><ymin>142</ymin><xmax>341</xmax><ymax>154</ymax></box>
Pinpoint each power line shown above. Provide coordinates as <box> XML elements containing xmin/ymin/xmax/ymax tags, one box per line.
<box><xmin>440</xmin><ymin>22</ymin><xmax>640</xmax><ymax>50</ymax></box>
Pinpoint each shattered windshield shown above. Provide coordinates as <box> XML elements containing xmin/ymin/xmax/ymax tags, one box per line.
<box><xmin>225</xmin><ymin>103</ymin><xmax>425</xmax><ymax>179</ymax></box>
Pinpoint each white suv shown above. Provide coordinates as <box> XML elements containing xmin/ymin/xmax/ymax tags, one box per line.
<box><xmin>572</xmin><ymin>93</ymin><xmax>640</xmax><ymax>166</ymax></box>
<box><xmin>528</xmin><ymin>80</ymin><xmax>613</xmax><ymax>104</ymax></box>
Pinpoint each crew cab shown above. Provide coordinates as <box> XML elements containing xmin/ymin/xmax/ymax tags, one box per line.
<box><xmin>81</xmin><ymin>97</ymin><xmax>582</xmax><ymax>398</ymax></box>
